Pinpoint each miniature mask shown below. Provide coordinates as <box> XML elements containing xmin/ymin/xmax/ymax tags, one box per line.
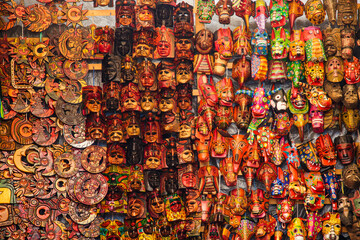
<box><xmin>154</xmin><ymin>26</ymin><xmax>175</xmax><ymax>59</ymax></box>
<box><xmin>342</xmin><ymin>107</ymin><xmax>360</xmax><ymax>132</ymax></box>
<box><xmin>325</xmin><ymin>56</ymin><xmax>344</xmax><ymax>83</ymax></box>
<box><xmin>315</xmin><ymin>134</ymin><xmax>336</xmax><ymax>167</ymax></box>
<box><xmin>135</xmin><ymin>6</ymin><xmax>155</xmax><ymax>31</ymax></box>
<box><xmin>344</xmin><ymin>57</ymin><xmax>360</xmax><ymax>84</ymax></box>
<box><xmin>174</xmin><ymin>2</ymin><xmax>194</xmax><ymax>38</ymax></box>
<box><xmin>343</xmin><ymin>163</ymin><xmax>360</xmax><ymax>189</ymax></box>
<box><xmin>228</xmin><ymin>188</ymin><xmax>248</xmax><ymax>216</ymax></box>
<box><xmin>337</xmin><ymin>0</ymin><xmax>357</xmax><ymax>28</ymax></box>
<box><xmin>304</xmin><ymin>0</ymin><xmax>325</xmax><ymax>25</ymax></box>
<box><xmin>277</xmin><ymin>198</ymin><xmax>294</xmax><ymax>224</ymax></box>
<box><xmin>251</xmin><ymin>29</ymin><xmax>270</xmax><ymax>56</ymax></box>
<box><xmin>138</xmin><ymin>59</ymin><xmax>157</xmax><ymax>91</ymax></box>
<box><xmin>303</xmin><ymin>26</ymin><xmax>326</xmax><ymax>62</ymax></box>
<box><xmin>144</xmin><ymin>144</ymin><xmax>162</xmax><ymax>170</ymax></box>
<box><xmin>215</xmin><ymin>0</ymin><xmax>234</xmax><ymax>24</ymax></box>
<box><xmin>289</xmin><ymin>30</ymin><xmax>305</xmax><ymax>61</ymax></box>
<box><xmin>322</xmin><ymin>213</ymin><xmax>341</xmax><ymax>240</ymax></box>
<box><xmin>342</xmin><ymin>84</ymin><xmax>358</xmax><ymax>109</ymax></box>
<box><xmin>338</xmin><ymin>194</ymin><xmax>354</xmax><ymax>227</ymax></box>
<box><xmin>269</xmin><ymin>0</ymin><xmax>289</xmax><ymax>28</ymax></box>
<box><xmin>233</xmin><ymin>89</ymin><xmax>252</xmax><ymax>130</ymax></box>
<box><xmin>233</xmin><ymin>25</ymin><xmax>251</xmax><ymax>56</ymax></box>
<box><xmin>271</xmin><ymin>27</ymin><xmax>289</xmax><ymax>60</ymax></box>
<box><xmin>120</xmin><ymin>83</ymin><xmax>141</xmax><ymax>112</ymax></box>
<box><xmin>249</xmin><ymin>189</ymin><xmax>269</xmax><ymax>219</ymax></box>
<box><xmin>133</xmin><ymin>31</ymin><xmax>154</xmax><ymax>59</ymax></box>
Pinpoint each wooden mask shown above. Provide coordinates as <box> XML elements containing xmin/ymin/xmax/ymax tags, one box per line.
<box><xmin>197</xmin><ymin>0</ymin><xmax>216</xmax><ymax>23</ymax></box>
<box><xmin>315</xmin><ymin>134</ymin><xmax>336</xmax><ymax>167</ymax></box>
<box><xmin>323</xmin><ymin>28</ymin><xmax>341</xmax><ymax>58</ymax></box>
<box><xmin>175</xmin><ymin>38</ymin><xmax>194</xmax><ymax>61</ymax></box>
<box><xmin>325</xmin><ymin>56</ymin><xmax>344</xmax><ymax>83</ymax></box>
<box><xmin>303</xmin><ymin>26</ymin><xmax>326</xmax><ymax>62</ymax></box>
<box><xmin>116</xmin><ymin>2</ymin><xmax>135</xmax><ymax>28</ymax></box>
<box><xmin>157</xmin><ymin>61</ymin><xmax>176</xmax><ymax>89</ymax></box>
<box><xmin>269</xmin><ymin>0</ymin><xmax>289</xmax><ymax>28</ymax></box>
<box><xmin>289</xmin><ymin>29</ymin><xmax>305</xmax><ymax>61</ymax></box>
<box><xmin>106</xmin><ymin>115</ymin><xmax>125</xmax><ymax>143</ymax></box>
<box><xmin>232</xmin><ymin>58</ymin><xmax>251</xmax><ymax>87</ymax></box>
<box><xmin>92</xmin><ymin>26</ymin><xmax>114</xmax><ymax>54</ymax></box>
<box><xmin>154</xmin><ymin>26</ymin><xmax>175</xmax><ymax>59</ymax></box>
<box><xmin>82</xmin><ymin>86</ymin><xmax>103</xmax><ymax>115</ymax></box>
<box><xmin>178</xmin><ymin>164</ymin><xmax>198</xmax><ymax>189</ymax></box>
<box><xmin>173</xmin><ymin>2</ymin><xmax>194</xmax><ymax>38</ymax></box>
<box><xmin>115</xmin><ymin>27</ymin><xmax>133</xmax><ymax>57</ymax></box>
<box><xmin>133</xmin><ymin>31</ymin><xmax>154</xmax><ymax>59</ymax></box>
<box><xmin>121</xmin><ymin>55</ymin><xmax>138</xmax><ymax>84</ymax></box>
<box><xmin>271</xmin><ymin>27</ymin><xmax>290</xmax><ymax>60</ymax></box>
<box><xmin>127</xmin><ymin>193</ymin><xmax>146</xmax><ymax>219</ymax></box>
<box><xmin>215</xmin><ymin>0</ymin><xmax>234</xmax><ymax>24</ymax></box>
<box><xmin>343</xmin><ymin>163</ymin><xmax>360</xmax><ymax>189</ymax></box>
<box><xmin>288</xmin><ymin>0</ymin><xmax>304</xmax><ymax>30</ymax></box>
<box><xmin>102</xmin><ymin>54</ymin><xmax>122</xmax><ymax>82</ymax></box>
<box><xmin>144</xmin><ymin>143</ymin><xmax>162</xmax><ymax>170</ymax></box>
<box><xmin>103</xmin><ymin>81</ymin><xmax>121</xmax><ymax>112</ymax></box>
<box><xmin>304</xmin><ymin>0</ymin><xmax>325</xmax><ymax>25</ymax></box>
<box><xmin>198</xmin><ymin>166</ymin><xmax>219</xmax><ymax>196</ymax></box>
<box><xmin>120</xmin><ymin>83</ymin><xmax>141</xmax><ymax>112</ymax></box>
<box><xmin>249</xmin><ymin>189</ymin><xmax>269</xmax><ymax>219</ymax></box>
<box><xmin>86</xmin><ymin>113</ymin><xmax>106</xmax><ymax>140</ymax></box>
<box><xmin>219</xmin><ymin>157</ymin><xmax>239</xmax><ymax>187</ymax></box>
<box><xmin>334</xmin><ymin>135</ymin><xmax>355</xmax><ymax>165</ymax></box>
<box><xmin>210</xmin><ymin>128</ymin><xmax>229</xmax><ymax>158</ymax></box>
<box><xmin>155</xmin><ymin>4</ymin><xmax>173</xmax><ymax>27</ymax></box>
<box><xmin>344</xmin><ymin>57</ymin><xmax>360</xmax><ymax>84</ymax></box>
<box><xmin>107</xmin><ymin>143</ymin><xmax>126</xmax><ymax>165</ymax></box>
<box><xmin>337</xmin><ymin>0</ymin><xmax>357</xmax><ymax>28</ymax></box>
<box><xmin>138</xmin><ymin>59</ymin><xmax>157</xmax><ymax>92</ymax></box>
<box><xmin>342</xmin><ymin>107</ymin><xmax>360</xmax><ymax>132</ymax></box>
<box><xmin>135</xmin><ymin>6</ymin><xmax>155</xmax><ymax>31</ymax></box>
<box><xmin>341</xmin><ymin>28</ymin><xmax>356</xmax><ymax>60</ymax></box>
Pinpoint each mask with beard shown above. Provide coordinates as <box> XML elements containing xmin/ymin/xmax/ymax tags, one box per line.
<box><xmin>338</xmin><ymin>194</ymin><xmax>354</xmax><ymax>227</ymax></box>
<box><xmin>323</xmin><ymin>81</ymin><xmax>343</xmax><ymax>103</ymax></box>
<box><xmin>325</xmin><ymin>56</ymin><xmax>344</xmax><ymax>83</ymax></box>
<box><xmin>343</xmin><ymin>163</ymin><xmax>360</xmax><ymax>189</ymax></box>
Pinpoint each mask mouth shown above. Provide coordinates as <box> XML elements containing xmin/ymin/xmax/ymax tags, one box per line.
<box><xmin>294</xmin><ymin>235</ymin><xmax>305</xmax><ymax>240</ymax></box>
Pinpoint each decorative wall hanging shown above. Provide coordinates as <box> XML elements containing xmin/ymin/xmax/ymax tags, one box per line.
<box><xmin>23</xmin><ymin>4</ymin><xmax>52</xmax><ymax>32</ymax></box>
<box><xmin>59</xmin><ymin>28</ymin><xmax>95</xmax><ymax>61</ymax></box>
<box><xmin>61</xmin><ymin>3</ymin><xmax>88</xmax><ymax>28</ymax></box>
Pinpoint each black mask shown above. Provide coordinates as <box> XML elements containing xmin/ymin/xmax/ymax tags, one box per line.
<box><xmin>147</xmin><ymin>171</ymin><xmax>161</xmax><ymax>190</ymax></box>
<box><xmin>270</xmin><ymin>89</ymin><xmax>287</xmax><ymax>113</ymax></box>
<box><xmin>126</xmin><ymin>137</ymin><xmax>143</xmax><ymax>165</ymax></box>
<box><xmin>102</xmin><ymin>54</ymin><xmax>121</xmax><ymax>82</ymax></box>
<box><xmin>156</xmin><ymin>4</ymin><xmax>173</xmax><ymax>27</ymax></box>
<box><xmin>165</xmin><ymin>176</ymin><xmax>178</xmax><ymax>195</ymax></box>
<box><xmin>115</xmin><ymin>28</ymin><xmax>133</xmax><ymax>57</ymax></box>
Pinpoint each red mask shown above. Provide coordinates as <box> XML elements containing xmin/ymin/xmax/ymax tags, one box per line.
<box><xmin>249</xmin><ymin>189</ymin><xmax>269</xmax><ymax>219</ymax></box>
<box><xmin>210</xmin><ymin>129</ymin><xmax>229</xmax><ymax>158</ymax></box>
<box><xmin>220</xmin><ymin>157</ymin><xmax>239</xmax><ymax>187</ymax></box>
<box><xmin>230</xmin><ymin>134</ymin><xmax>249</xmax><ymax>165</ymax></box>
<box><xmin>288</xmin><ymin>164</ymin><xmax>306</xmax><ymax>200</ymax></box>
<box><xmin>215</xmin><ymin>77</ymin><xmax>234</xmax><ymax>107</ymax></box>
<box><xmin>297</xmin><ymin>141</ymin><xmax>321</xmax><ymax>172</ymax></box>
<box><xmin>315</xmin><ymin>134</ymin><xmax>337</xmax><ymax>167</ymax></box>
<box><xmin>344</xmin><ymin>57</ymin><xmax>360</xmax><ymax>84</ymax></box>
<box><xmin>277</xmin><ymin>198</ymin><xmax>295</xmax><ymax>224</ymax></box>
<box><xmin>195</xmin><ymin>139</ymin><xmax>210</xmax><ymax>163</ymax></box>
<box><xmin>198</xmin><ymin>166</ymin><xmax>219</xmax><ymax>196</ymax></box>
<box><xmin>257</xmin><ymin>162</ymin><xmax>278</xmax><ymax>192</ymax></box>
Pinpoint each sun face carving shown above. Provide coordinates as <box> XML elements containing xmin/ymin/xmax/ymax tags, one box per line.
<box><xmin>61</xmin><ymin>3</ymin><xmax>88</xmax><ymax>28</ymax></box>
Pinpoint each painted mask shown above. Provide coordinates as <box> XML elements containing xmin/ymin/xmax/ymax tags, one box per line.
<box><xmin>306</xmin><ymin>211</ymin><xmax>322</xmax><ymax>240</ymax></box>
<box><xmin>143</xmin><ymin>144</ymin><xmax>162</xmax><ymax>170</ymax></box>
<box><xmin>277</xmin><ymin>198</ymin><xmax>294</xmax><ymax>224</ymax></box>
<box><xmin>178</xmin><ymin>86</ymin><xmax>192</xmax><ymax>113</ymax></box>
<box><xmin>127</xmin><ymin>194</ymin><xmax>146</xmax><ymax>219</ymax></box>
<box><xmin>197</xmin><ymin>0</ymin><xmax>216</xmax><ymax>23</ymax></box>
<box><xmin>120</xmin><ymin>55</ymin><xmax>137</xmax><ymax>84</ymax></box>
<box><xmin>148</xmin><ymin>191</ymin><xmax>164</xmax><ymax>217</ymax></box>
<box><xmin>305</xmin><ymin>61</ymin><xmax>325</xmax><ymax>86</ymax></box>
<box><xmin>323</xmin><ymin>170</ymin><xmax>339</xmax><ymax>210</ymax></box>
<box><xmin>251</xmin><ymin>29</ymin><xmax>270</xmax><ymax>56</ymax></box>
<box><xmin>198</xmin><ymin>166</ymin><xmax>219</xmax><ymax>196</ymax></box>
<box><xmin>271</xmin><ymin>27</ymin><xmax>289</xmax><ymax>59</ymax></box>
<box><xmin>233</xmin><ymin>89</ymin><xmax>252</xmax><ymax>130</ymax></box>
<box><xmin>288</xmin><ymin>164</ymin><xmax>306</xmax><ymax>200</ymax></box>
<box><xmin>241</xmin><ymin>146</ymin><xmax>259</xmax><ymax>191</ymax></box>
<box><xmin>133</xmin><ymin>31</ymin><xmax>154</xmax><ymax>59</ymax></box>
<box><xmin>255</xmin><ymin>215</ymin><xmax>276</xmax><ymax>240</ymax></box>
<box><xmin>138</xmin><ymin>59</ymin><xmax>157</xmax><ymax>92</ymax></box>
<box><xmin>178</xmin><ymin>164</ymin><xmax>197</xmax><ymax>189</ymax></box>
<box><xmin>342</xmin><ymin>107</ymin><xmax>360</xmax><ymax>132</ymax></box>
<box><xmin>322</xmin><ymin>213</ymin><xmax>341</xmax><ymax>240</ymax></box>
<box><xmin>234</xmin><ymin>216</ymin><xmax>256</xmax><ymax>240</ymax></box>
<box><xmin>154</xmin><ymin>26</ymin><xmax>175</xmax><ymax>59</ymax></box>
<box><xmin>335</xmin><ymin>135</ymin><xmax>354</xmax><ymax>165</ymax></box>
<box><xmin>163</xmin><ymin>137</ymin><xmax>179</xmax><ymax>169</ymax></box>
<box><xmin>251</xmin><ymin>54</ymin><xmax>268</xmax><ymax>82</ymax></box>
<box><xmin>309</xmin><ymin>104</ymin><xmax>324</xmax><ymax>133</ymax></box>
<box><xmin>120</xmin><ymin>83</ymin><xmax>141</xmax><ymax>112</ymax></box>
<box><xmin>233</xmin><ymin>0</ymin><xmax>252</xmax><ymax>30</ymax></box>
<box><xmin>176</xmin><ymin>60</ymin><xmax>193</xmax><ymax>85</ymax></box>
<box><xmin>288</xmin><ymin>218</ymin><xmax>306</xmax><ymax>240</ymax></box>
<box><xmin>198</xmin><ymin>75</ymin><xmax>218</xmax><ymax>108</ymax></box>
<box><xmin>343</xmin><ymin>163</ymin><xmax>360</xmax><ymax>189</ymax></box>
<box><xmin>293</xmin><ymin>113</ymin><xmax>309</xmax><ymax>143</ymax></box>
<box><xmin>174</xmin><ymin>2</ymin><xmax>194</xmax><ymax>38</ymax></box>
<box><xmin>145</xmin><ymin>171</ymin><xmax>161</xmax><ymax>192</ymax></box>
<box><xmin>82</xmin><ymin>86</ymin><xmax>103</xmax><ymax>116</ymax></box>
<box><xmin>195</xmin><ymin>29</ymin><xmax>214</xmax><ymax>55</ymax></box>
<box><xmin>257</xmin><ymin>162</ymin><xmax>277</xmax><ymax>192</ymax></box>
<box><xmin>288</xmin><ymin>87</ymin><xmax>309</xmax><ymax>114</ymax></box>
<box><xmin>289</xmin><ymin>30</ymin><xmax>305</xmax><ymax>61</ymax></box>
<box><xmin>253</xmin><ymin>0</ymin><xmax>268</xmax><ymax>32</ymax></box>
<box><xmin>288</xmin><ymin>0</ymin><xmax>304</xmax><ymax>30</ymax></box>
<box><xmin>210</xmin><ymin>129</ymin><xmax>229</xmax><ymax>158</ymax></box>
<box><xmin>159</xmin><ymin>89</ymin><xmax>177</xmax><ymax>113</ymax></box>
<box><xmin>338</xmin><ymin>194</ymin><xmax>353</xmax><ymax>227</ymax></box>
<box><xmin>233</xmin><ymin>25</ymin><xmax>251</xmax><ymax>56</ymax></box>
<box><xmin>102</xmin><ymin>54</ymin><xmax>121</xmax><ymax>83</ymax></box>
<box><xmin>303</xmin><ymin>26</ymin><xmax>326</xmax><ymax>62</ymax></box>
<box><xmin>304</xmin><ymin>172</ymin><xmax>325</xmax><ymax>195</ymax></box>
<box><xmin>86</xmin><ymin>114</ymin><xmax>106</xmax><ymax>140</ymax></box>
<box><xmin>215</xmin><ymin>105</ymin><xmax>232</xmax><ymax>130</ymax></box>
<box><xmin>157</xmin><ymin>61</ymin><xmax>176</xmax><ymax>90</ymax></box>
<box><xmin>325</xmin><ymin>56</ymin><xmax>344</xmax><ymax>83</ymax></box>
<box><xmin>143</xmin><ymin>116</ymin><xmax>161</xmax><ymax>144</ymax></box>
<box><xmin>287</xmin><ymin>60</ymin><xmax>305</xmax><ymax>87</ymax></box>
<box><xmin>337</xmin><ymin>0</ymin><xmax>357</xmax><ymax>28</ymax></box>
<box><xmin>350</xmin><ymin>191</ymin><xmax>360</xmax><ymax>217</ymax></box>
<box><xmin>341</xmin><ymin>28</ymin><xmax>355</xmax><ymax>60</ymax></box>
<box><xmin>175</xmin><ymin>38</ymin><xmax>194</xmax><ymax>61</ymax></box>
<box><xmin>249</xmin><ymin>189</ymin><xmax>269</xmax><ymax>219</ymax></box>
<box><xmin>232</xmin><ymin>57</ymin><xmax>251</xmax><ymax>87</ymax></box>
<box><xmin>185</xmin><ymin>190</ymin><xmax>201</xmax><ymax>214</ymax></box>
<box><xmin>304</xmin><ymin>0</ymin><xmax>325</xmax><ymax>25</ymax></box>
<box><xmin>116</xmin><ymin>5</ymin><xmax>135</xmax><ymax>28</ymax></box>
<box><xmin>215</xmin><ymin>0</ymin><xmax>234</xmax><ymax>24</ymax></box>
<box><xmin>100</xmin><ymin>219</ymin><xmax>123</xmax><ymax>240</ymax></box>
<box><xmin>271</xmin><ymin>168</ymin><xmax>289</xmax><ymax>198</ymax></box>
<box><xmin>297</xmin><ymin>141</ymin><xmax>320</xmax><ymax>171</ymax></box>
<box><xmin>103</xmin><ymin>82</ymin><xmax>121</xmax><ymax>112</ymax></box>
<box><xmin>165</xmin><ymin>194</ymin><xmax>186</xmax><ymax>222</ymax></box>
<box><xmin>315</xmin><ymin>134</ymin><xmax>336</xmax><ymax>167</ymax></box>
<box><xmin>92</xmin><ymin>26</ymin><xmax>114</xmax><ymax>54</ymax></box>
<box><xmin>269</xmin><ymin>0</ymin><xmax>289</xmax><ymax>28</ymax></box>
<box><xmin>230</xmin><ymin>134</ymin><xmax>249</xmax><ymax>165</ymax></box>
<box><xmin>323</xmin><ymin>28</ymin><xmax>341</xmax><ymax>58</ymax></box>
<box><xmin>218</xmin><ymin>157</ymin><xmax>238</xmax><ymax>187</ymax></box>
<box><xmin>135</xmin><ymin>6</ymin><xmax>155</xmax><ymax>31</ymax></box>
<box><xmin>270</xmin><ymin>89</ymin><xmax>287</xmax><ymax>113</ymax></box>
<box><xmin>300</xmin><ymin>84</ymin><xmax>332</xmax><ymax>111</ymax></box>
<box><xmin>344</xmin><ymin>57</ymin><xmax>360</xmax><ymax>84</ymax></box>
<box><xmin>268</xmin><ymin>60</ymin><xmax>287</xmax><ymax>83</ymax></box>
<box><xmin>214</xmin><ymin>28</ymin><xmax>233</xmax><ymax>60</ymax></box>
<box><xmin>106</xmin><ymin>116</ymin><xmax>125</xmax><ymax>143</ymax></box>
<box><xmin>228</xmin><ymin>188</ymin><xmax>248</xmax><ymax>216</ymax></box>
<box><xmin>215</xmin><ymin>77</ymin><xmax>234</xmax><ymax>107</ymax></box>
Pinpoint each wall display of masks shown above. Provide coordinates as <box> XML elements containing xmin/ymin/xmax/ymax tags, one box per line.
<box><xmin>1</xmin><ymin>0</ymin><xmax>360</xmax><ymax>239</ymax></box>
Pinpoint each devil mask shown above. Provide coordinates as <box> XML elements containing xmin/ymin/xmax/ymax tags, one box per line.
<box><xmin>315</xmin><ymin>134</ymin><xmax>337</xmax><ymax>167</ymax></box>
<box><xmin>322</xmin><ymin>213</ymin><xmax>341</xmax><ymax>240</ymax></box>
<box><xmin>335</xmin><ymin>135</ymin><xmax>355</xmax><ymax>165</ymax></box>
<box><xmin>344</xmin><ymin>57</ymin><xmax>360</xmax><ymax>84</ymax></box>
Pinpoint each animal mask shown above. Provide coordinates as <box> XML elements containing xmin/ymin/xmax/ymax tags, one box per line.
<box><xmin>303</xmin><ymin>26</ymin><xmax>326</xmax><ymax>62</ymax></box>
<box><xmin>214</xmin><ymin>28</ymin><xmax>233</xmax><ymax>60</ymax></box>
<box><xmin>309</xmin><ymin>104</ymin><xmax>324</xmax><ymax>134</ymax></box>
<box><xmin>288</xmin><ymin>0</ymin><xmax>304</xmax><ymax>30</ymax></box>
<box><xmin>289</xmin><ymin>30</ymin><xmax>305</xmax><ymax>61</ymax></box>
<box><xmin>271</xmin><ymin>27</ymin><xmax>289</xmax><ymax>60</ymax></box>
<box><xmin>350</xmin><ymin>191</ymin><xmax>360</xmax><ymax>217</ymax></box>
<box><xmin>232</xmin><ymin>58</ymin><xmax>251</xmax><ymax>87</ymax></box>
<box><xmin>215</xmin><ymin>0</ymin><xmax>234</xmax><ymax>24</ymax></box>
<box><xmin>253</xmin><ymin>0</ymin><xmax>268</xmax><ymax>32</ymax></box>
<box><xmin>228</xmin><ymin>188</ymin><xmax>248</xmax><ymax>216</ymax></box>
<box><xmin>255</xmin><ymin>215</ymin><xmax>276</xmax><ymax>240</ymax></box>
<box><xmin>315</xmin><ymin>134</ymin><xmax>336</xmax><ymax>167</ymax></box>
<box><xmin>257</xmin><ymin>162</ymin><xmax>277</xmax><ymax>192</ymax></box>
<box><xmin>306</xmin><ymin>211</ymin><xmax>322</xmax><ymax>240</ymax></box>
<box><xmin>299</xmin><ymin>83</ymin><xmax>332</xmax><ymax>111</ymax></box>
<box><xmin>344</xmin><ymin>57</ymin><xmax>360</xmax><ymax>84</ymax></box>
<box><xmin>233</xmin><ymin>25</ymin><xmax>251</xmax><ymax>56</ymax></box>
<box><xmin>249</xmin><ymin>189</ymin><xmax>269</xmax><ymax>219</ymax></box>
<box><xmin>323</xmin><ymin>170</ymin><xmax>339</xmax><ymax>210</ymax></box>
<box><xmin>269</xmin><ymin>0</ymin><xmax>289</xmax><ymax>28</ymax></box>
<box><xmin>321</xmin><ymin>213</ymin><xmax>341</xmax><ymax>240</ymax></box>
<box><xmin>271</xmin><ymin>168</ymin><xmax>289</xmax><ymax>198</ymax></box>
<box><xmin>233</xmin><ymin>89</ymin><xmax>252</xmax><ymax>130</ymax></box>
<box><xmin>304</xmin><ymin>0</ymin><xmax>325</xmax><ymax>25</ymax></box>
<box><xmin>277</xmin><ymin>198</ymin><xmax>294</xmax><ymax>224</ymax></box>
<box><xmin>287</xmin><ymin>218</ymin><xmax>306</xmax><ymax>240</ymax></box>
<box><xmin>251</xmin><ymin>29</ymin><xmax>270</xmax><ymax>56</ymax></box>
<box><xmin>297</xmin><ymin>141</ymin><xmax>320</xmax><ymax>171</ymax></box>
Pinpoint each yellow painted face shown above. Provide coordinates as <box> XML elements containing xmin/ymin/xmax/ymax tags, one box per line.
<box><xmin>0</xmin><ymin>188</ymin><xmax>11</xmax><ymax>204</ymax></box>
<box><xmin>322</xmin><ymin>213</ymin><xmax>341</xmax><ymax>240</ymax></box>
